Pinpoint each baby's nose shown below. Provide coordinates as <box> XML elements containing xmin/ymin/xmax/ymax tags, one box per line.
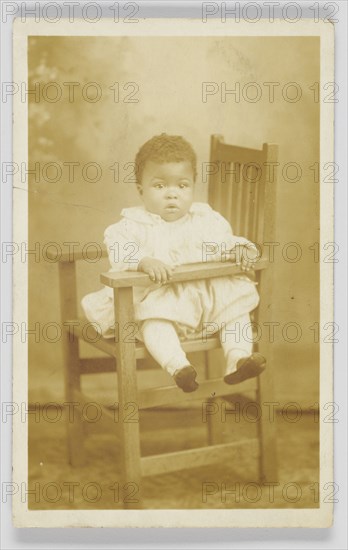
<box><xmin>166</xmin><ymin>187</ymin><xmax>178</xmax><ymax>198</ymax></box>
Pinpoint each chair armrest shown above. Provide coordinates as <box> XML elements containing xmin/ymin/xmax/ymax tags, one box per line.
<box><xmin>100</xmin><ymin>258</ymin><xmax>269</xmax><ymax>289</ymax></box>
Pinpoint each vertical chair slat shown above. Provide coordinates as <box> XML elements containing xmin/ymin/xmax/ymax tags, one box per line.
<box><xmin>224</xmin><ymin>162</ymin><xmax>234</xmax><ymax>225</ymax></box>
<box><xmin>251</xmin><ymin>168</ymin><xmax>260</xmax><ymax>244</ymax></box>
<box><xmin>240</xmin><ymin>164</ymin><xmax>249</xmax><ymax>237</ymax></box>
<box><xmin>217</xmin><ymin>167</ymin><xmax>223</xmax><ymax>215</ymax></box>
<box><xmin>240</xmin><ymin>163</ymin><xmax>246</xmax><ymax>238</ymax></box>
<box><xmin>245</xmin><ymin>163</ymin><xmax>258</xmax><ymax>243</ymax></box>
<box><xmin>208</xmin><ymin>134</ymin><xmax>223</xmax><ymax>213</ymax></box>
<box><xmin>231</xmin><ymin>162</ymin><xmax>242</xmax><ymax>235</ymax></box>
<box><xmin>255</xmin><ymin>147</ymin><xmax>267</xmax><ymax>246</ymax></box>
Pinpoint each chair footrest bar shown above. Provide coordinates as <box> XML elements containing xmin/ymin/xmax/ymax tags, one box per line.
<box><xmin>138</xmin><ymin>377</ymin><xmax>257</xmax><ymax>409</ymax></box>
<box><xmin>141</xmin><ymin>438</ymin><xmax>259</xmax><ymax>477</ymax></box>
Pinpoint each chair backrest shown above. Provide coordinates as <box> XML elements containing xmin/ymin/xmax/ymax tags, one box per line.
<box><xmin>208</xmin><ymin>135</ymin><xmax>278</xmax><ymax>246</ymax></box>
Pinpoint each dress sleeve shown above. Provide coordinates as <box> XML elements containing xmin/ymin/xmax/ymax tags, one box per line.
<box><xmin>104</xmin><ymin>218</ymin><xmax>147</xmax><ymax>272</ymax></box>
<box><xmin>202</xmin><ymin>210</ymin><xmax>258</xmax><ymax>261</ymax></box>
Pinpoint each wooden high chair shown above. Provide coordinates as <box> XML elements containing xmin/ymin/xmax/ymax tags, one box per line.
<box><xmin>55</xmin><ymin>135</ymin><xmax>279</xmax><ymax>507</ymax></box>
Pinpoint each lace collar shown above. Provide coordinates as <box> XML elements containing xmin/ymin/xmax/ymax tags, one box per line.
<box><xmin>120</xmin><ymin>202</ymin><xmax>212</xmax><ymax>225</ymax></box>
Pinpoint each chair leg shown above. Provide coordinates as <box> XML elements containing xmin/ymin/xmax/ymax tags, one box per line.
<box><xmin>256</xmin><ymin>371</ymin><xmax>279</xmax><ymax>483</ymax></box>
<box><xmin>63</xmin><ymin>330</ymin><xmax>86</xmax><ymax>467</ymax></box>
<box><xmin>254</xmin><ymin>280</ymin><xmax>279</xmax><ymax>483</ymax></box>
<box><xmin>59</xmin><ymin>261</ymin><xmax>85</xmax><ymax>466</ymax></box>
<box><xmin>204</xmin><ymin>350</ymin><xmax>225</xmax><ymax>445</ymax></box>
<box><xmin>115</xmin><ymin>287</ymin><xmax>142</xmax><ymax>509</ymax></box>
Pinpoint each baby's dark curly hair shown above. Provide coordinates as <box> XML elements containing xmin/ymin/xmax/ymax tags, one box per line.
<box><xmin>134</xmin><ymin>133</ymin><xmax>197</xmax><ymax>189</ymax></box>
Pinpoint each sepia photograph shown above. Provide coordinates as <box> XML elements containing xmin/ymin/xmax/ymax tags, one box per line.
<box><xmin>10</xmin><ymin>16</ymin><xmax>335</xmax><ymax>528</ymax></box>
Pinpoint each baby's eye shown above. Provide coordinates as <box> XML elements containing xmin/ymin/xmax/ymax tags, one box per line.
<box><xmin>179</xmin><ymin>182</ymin><xmax>189</xmax><ymax>189</ymax></box>
<box><xmin>155</xmin><ymin>183</ymin><xmax>164</xmax><ymax>189</ymax></box>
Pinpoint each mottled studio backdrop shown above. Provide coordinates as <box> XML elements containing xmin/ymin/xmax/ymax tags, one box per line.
<box><xmin>28</xmin><ymin>36</ymin><xmax>319</xmax><ymax>405</ymax></box>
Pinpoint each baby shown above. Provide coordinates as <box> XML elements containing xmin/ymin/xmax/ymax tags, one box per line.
<box><xmin>82</xmin><ymin>134</ymin><xmax>266</xmax><ymax>392</ymax></box>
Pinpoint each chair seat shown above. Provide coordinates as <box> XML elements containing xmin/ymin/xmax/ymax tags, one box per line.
<box><xmin>67</xmin><ymin>318</ymin><xmax>222</xmax><ymax>361</ymax></box>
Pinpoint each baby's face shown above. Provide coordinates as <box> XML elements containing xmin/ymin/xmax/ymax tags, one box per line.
<box><xmin>139</xmin><ymin>160</ymin><xmax>194</xmax><ymax>222</ymax></box>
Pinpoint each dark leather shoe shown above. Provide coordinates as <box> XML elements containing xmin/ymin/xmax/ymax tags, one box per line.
<box><xmin>174</xmin><ymin>365</ymin><xmax>199</xmax><ymax>392</ymax></box>
<box><xmin>224</xmin><ymin>353</ymin><xmax>266</xmax><ymax>385</ymax></box>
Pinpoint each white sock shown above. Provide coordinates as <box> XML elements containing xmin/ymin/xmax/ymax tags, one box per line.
<box><xmin>140</xmin><ymin>319</ymin><xmax>190</xmax><ymax>376</ymax></box>
<box><xmin>219</xmin><ymin>313</ymin><xmax>253</xmax><ymax>375</ymax></box>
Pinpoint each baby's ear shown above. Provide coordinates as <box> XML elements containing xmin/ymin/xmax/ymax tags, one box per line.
<box><xmin>136</xmin><ymin>183</ymin><xmax>143</xmax><ymax>195</ymax></box>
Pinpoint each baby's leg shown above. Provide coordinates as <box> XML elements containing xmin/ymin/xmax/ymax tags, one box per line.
<box><xmin>219</xmin><ymin>313</ymin><xmax>266</xmax><ymax>384</ymax></box>
<box><xmin>140</xmin><ymin>319</ymin><xmax>198</xmax><ymax>392</ymax></box>
<box><xmin>219</xmin><ymin>313</ymin><xmax>252</xmax><ymax>373</ymax></box>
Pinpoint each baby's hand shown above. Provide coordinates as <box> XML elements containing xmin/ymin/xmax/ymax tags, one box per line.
<box><xmin>138</xmin><ymin>257</ymin><xmax>174</xmax><ymax>284</ymax></box>
<box><xmin>226</xmin><ymin>245</ymin><xmax>260</xmax><ymax>272</ymax></box>
<box><xmin>240</xmin><ymin>245</ymin><xmax>260</xmax><ymax>272</ymax></box>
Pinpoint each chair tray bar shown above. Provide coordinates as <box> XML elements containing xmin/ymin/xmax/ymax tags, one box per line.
<box><xmin>101</xmin><ymin>259</ymin><xmax>268</xmax><ymax>289</ymax></box>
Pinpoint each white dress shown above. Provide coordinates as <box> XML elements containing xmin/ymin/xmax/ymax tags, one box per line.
<box><xmin>81</xmin><ymin>202</ymin><xmax>259</xmax><ymax>339</ymax></box>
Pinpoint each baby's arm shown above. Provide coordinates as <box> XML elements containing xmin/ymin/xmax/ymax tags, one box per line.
<box><xmin>137</xmin><ymin>257</ymin><xmax>174</xmax><ymax>284</ymax></box>
<box><xmin>207</xmin><ymin>210</ymin><xmax>260</xmax><ymax>272</ymax></box>
<box><xmin>104</xmin><ymin>218</ymin><xmax>146</xmax><ymax>273</ymax></box>
<box><xmin>228</xmin><ymin>242</ymin><xmax>260</xmax><ymax>272</ymax></box>
<box><xmin>104</xmin><ymin>219</ymin><xmax>173</xmax><ymax>283</ymax></box>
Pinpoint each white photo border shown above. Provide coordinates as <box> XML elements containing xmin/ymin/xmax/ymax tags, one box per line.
<box><xmin>0</xmin><ymin>0</ymin><xmax>346</xmax><ymax>545</ymax></box>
